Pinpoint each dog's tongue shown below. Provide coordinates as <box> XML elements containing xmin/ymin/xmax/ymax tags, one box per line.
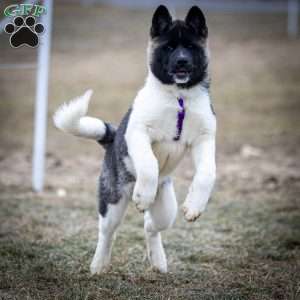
<box><xmin>176</xmin><ymin>70</ymin><xmax>188</xmax><ymax>78</ymax></box>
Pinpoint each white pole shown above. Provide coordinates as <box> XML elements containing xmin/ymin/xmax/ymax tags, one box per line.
<box><xmin>32</xmin><ymin>0</ymin><xmax>53</xmax><ymax>192</ymax></box>
<box><xmin>288</xmin><ymin>0</ymin><xmax>299</xmax><ymax>38</ymax></box>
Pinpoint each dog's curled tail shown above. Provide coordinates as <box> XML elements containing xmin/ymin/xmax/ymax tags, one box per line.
<box><xmin>53</xmin><ymin>90</ymin><xmax>116</xmax><ymax>146</ymax></box>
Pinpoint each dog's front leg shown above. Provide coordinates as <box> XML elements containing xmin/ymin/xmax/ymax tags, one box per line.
<box><xmin>126</xmin><ymin>129</ymin><xmax>159</xmax><ymax>212</ymax></box>
<box><xmin>183</xmin><ymin>135</ymin><xmax>216</xmax><ymax>222</ymax></box>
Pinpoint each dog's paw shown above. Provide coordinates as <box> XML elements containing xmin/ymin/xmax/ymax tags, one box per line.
<box><xmin>182</xmin><ymin>201</ymin><xmax>203</xmax><ymax>222</ymax></box>
<box><xmin>151</xmin><ymin>262</ymin><xmax>167</xmax><ymax>273</ymax></box>
<box><xmin>133</xmin><ymin>182</ymin><xmax>157</xmax><ymax>212</ymax></box>
<box><xmin>149</xmin><ymin>250</ymin><xmax>167</xmax><ymax>273</ymax></box>
<box><xmin>132</xmin><ymin>191</ymin><xmax>154</xmax><ymax>212</ymax></box>
<box><xmin>146</xmin><ymin>236</ymin><xmax>168</xmax><ymax>273</ymax></box>
<box><xmin>90</xmin><ymin>262</ymin><xmax>110</xmax><ymax>275</ymax></box>
<box><xmin>90</xmin><ymin>256</ymin><xmax>110</xmax><ymax>275</ymax></box>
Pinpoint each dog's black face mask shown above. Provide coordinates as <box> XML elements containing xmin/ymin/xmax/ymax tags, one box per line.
<box><xmin>150</xmin><ymin>6</ymin><xmax>209</xmax><ymax>89</ymax></box>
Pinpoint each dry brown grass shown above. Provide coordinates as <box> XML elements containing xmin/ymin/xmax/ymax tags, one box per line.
<box><xmin>0</xmin><ymin>3</ymin><xmax>299</xmax><ymax>299</ymax></box>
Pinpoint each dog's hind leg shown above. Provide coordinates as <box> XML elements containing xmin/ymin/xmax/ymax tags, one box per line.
<box><xmin>90</xmin><ymin>195</ymin><xmax>129</xmax><ymax>275</ymax></box>
<box><xmin>144</xmin><ymin>177</ymin><xmax>178</xmax><ymax>273</ymax></box>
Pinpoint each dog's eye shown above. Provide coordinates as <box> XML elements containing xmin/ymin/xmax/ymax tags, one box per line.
<box><xmin>187</xmin><ymin>44</ymin><xmax>195</xmax><ymax>49</ymax></box>
<box><xmin>165</xmin><ymin>45</ymin><xmax>174</xmax><ymax>51</ymax></box>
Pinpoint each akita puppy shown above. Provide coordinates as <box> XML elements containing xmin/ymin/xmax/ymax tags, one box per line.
<box><xmin>53</xmin><ymin>5</ymin><xmax>216</xmax><ymax>274</ymax></box>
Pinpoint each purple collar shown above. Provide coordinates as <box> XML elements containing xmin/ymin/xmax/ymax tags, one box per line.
<box><xmin>173</xmin><ymin>97</ymin><xmax>185</xmax><ymax>141</ymax></box>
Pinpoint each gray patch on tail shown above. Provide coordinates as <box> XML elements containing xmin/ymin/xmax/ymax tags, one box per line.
<box><xmin>97</xmin><ymin>123</ymin><xmax>117</xmax><ymax>147</ymax></box>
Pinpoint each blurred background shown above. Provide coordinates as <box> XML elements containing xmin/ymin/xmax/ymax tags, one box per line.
<box><xmin>0</xmin><ymin>1</ymin><xmax>299</xmax><ymax>299</ymax></box>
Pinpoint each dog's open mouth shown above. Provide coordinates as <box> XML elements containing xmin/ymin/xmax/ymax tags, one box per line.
<box><xmin>171</xmin><ymin>69</ymin><xmax>191</xmax><ymax>84</ymax></box>
<box><xmin>175</xmin><ymin>69</ymin><xmax>189</xmax><ymax>79</ymax></box>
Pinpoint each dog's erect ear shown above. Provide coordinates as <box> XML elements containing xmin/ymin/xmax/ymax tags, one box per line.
<box><xmin>151</xmin><ymin>5</ymin><xmax>172</xmax><ymax>38</ymax></box>
<box><xmin>185</xmin><ymin>6</ymin><xmax>207</xmax><ymax>38</ymax></box>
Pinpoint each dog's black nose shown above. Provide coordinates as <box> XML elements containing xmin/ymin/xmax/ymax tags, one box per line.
<box><xmin>171</xmin><ymin>47</ymin><xmax>193</xmax><ymax>72</ymax></box>
<box><xmin>175</xmin><ymin>55</ymin><xmax>192</xmax><ymax>70</ymax></box>
<box><xmin>176</xmin><ymin>59</ymin><xmax>189</xmax><ymax>67</ymax></box>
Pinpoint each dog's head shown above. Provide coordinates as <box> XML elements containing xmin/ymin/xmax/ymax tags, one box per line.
<box><xmin>149</xmin><ymin>5</ymin><xmax>209</xmax><ymax>89</ymax></box>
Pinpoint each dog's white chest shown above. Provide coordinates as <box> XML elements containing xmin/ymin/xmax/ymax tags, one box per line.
<box><xmin>126</xmin><ymin>79</ymin><xmax>215</xmax><ymax>178</ymax></box>
<box><xmin>146</xmin><ymin>104</ymin><xmax>205</xmax><ymax>177</ymax></box>
<box><xmin>152</xmin><ymin>140</ymin><xmax>186</xmax><ymax>176</ymax></box>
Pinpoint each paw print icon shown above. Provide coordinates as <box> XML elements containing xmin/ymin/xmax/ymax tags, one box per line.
<box><xmin>4</xmin><ymin>16</ymin><xmax>44</xmax><ymax>48</ymax></box>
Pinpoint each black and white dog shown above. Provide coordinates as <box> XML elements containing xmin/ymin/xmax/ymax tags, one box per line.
<box><xmin>53</xmin><ymin>5</ymin><xmax>216</xmax><ymax>274</ymax></box>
